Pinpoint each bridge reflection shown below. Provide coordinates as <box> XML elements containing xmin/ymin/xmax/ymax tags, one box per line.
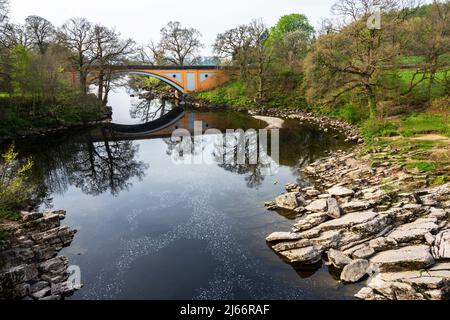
<box><xmin>93</xmin><ymin>108</ymin><xmax>264</xmax><ymax>142</ymax></box>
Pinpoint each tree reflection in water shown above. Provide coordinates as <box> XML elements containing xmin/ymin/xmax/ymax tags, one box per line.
<box><xmin>67</xmin><ymin>133</ymin><xmax>149</xmax><ymax>196</ymax></box>
<box><xmin>163</xmin><ymin>130</ymin><xmax>278</xmax><ymax>189</ymax></box>
<box><xmin>129</xmin><ymin>98</ymin><xmax>172</xmax><ymax>123</ymax></box>
<box><xmin>13</xmin><ymin>131</ymin><xmax>149</xmax><ymax>199</ymax></box>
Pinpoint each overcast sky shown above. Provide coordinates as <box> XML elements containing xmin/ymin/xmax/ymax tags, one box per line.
<box><xmin>9</xmin><ymin>0</ymin><xmax>336</xmax><ymax>55</ymax></box>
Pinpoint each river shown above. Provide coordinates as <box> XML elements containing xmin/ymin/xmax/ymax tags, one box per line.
<box><xmin>9</xmin><ymin>82</ymin><xmax>361</xmax><ymax>300</ymax></box>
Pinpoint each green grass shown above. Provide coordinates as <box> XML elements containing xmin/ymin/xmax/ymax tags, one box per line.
<box><xmin>399</xmin><ymin>56</ymin><xmax>426</xmax><ymax>65</ymax></box>
<box><xmin>397</xmin><ymin>69</ymin><xmax>448</xmax><ymax>100</ymax></box>
<box><xmin>195</xmin><ymin>80</ymin><xmax>253</xmax><ymax>108</ymax></box>
<box><xmin>405</xmin><ymin>161</ymin><xmax>437</xmax><ymax>172</ymax></box>
<box><xmin>400</xmin><ymin>113</ymin><xmax>450</xmax><ymax>137</ymax></box>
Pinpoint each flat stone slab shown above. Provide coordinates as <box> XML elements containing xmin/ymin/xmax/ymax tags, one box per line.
<box><xmin>318</xmin><ymin>211</ymin><xmax>379</xmax><ymax>231</ymax></box>
<box><xmin>370</xmin><ymin>245</ymin><xmax>435</xmax><ymax>272</ymax></box>
<box><xmin>327</xmin><ymin>186</ymin><xmax>354</xmax><ymax>197</ymax></box>
<box><xmin>305</xmin><ymin>199</ymin><xmax>327</xmax><ymax>212</ymax></box>
<box><xmin>387</xmin><ymin>218</ymin><xmax>439</xmax><ymax>243</ymax></box>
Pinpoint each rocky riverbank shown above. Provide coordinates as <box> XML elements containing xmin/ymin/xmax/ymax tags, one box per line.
<box><xmin>0</xmin><ymin>210</ymin><xmax>80</xmax><ymax>300</ymax></box>
<box><xmin>265</xmin><ymin>145</ymin><xmax>450</xmax><ymax>300</ymax></box>
<box><xmin>253</xmin><ymin>108</ymin><xmax>363</xmax><ymax>144</ymax></box>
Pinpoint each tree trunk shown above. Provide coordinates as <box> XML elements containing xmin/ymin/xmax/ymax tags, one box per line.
<box><xmin>97</xmin><ymin>69</ymin><xmax>105</xmax><ymax>102</ymax></box>
<box><xmin>367</xmin><ymin>85</ymin><xmax>377</xmax><ymax>119</ymax></box>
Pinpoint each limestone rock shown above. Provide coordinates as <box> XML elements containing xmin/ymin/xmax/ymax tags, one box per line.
<box><xmin>353</xmin><ymin>245</ymin><xmax>376</xmax><ymax>259</ymax></box>
<box><xmin>387</xmin><ymin>218</ymin><xmax>439</xmax><ymax>244</ymax></box>
<box><xmin>279</xmin><ymin>245</ymin><xmax>323</xmax><ymax>264</ymax></box>
<box><xmin>275</xmin><ymin>192</ymin><xmax>299</xmax><ymax>210</ymax></box>
<box><xmin>328</xmin><ymin>249</ymin><xmax>352</xmax><ymax>269</ymax></box>
<box><xmin>341</xmin><ymin>200</ymin><xmax>374</xmax><ymax>213</ymax></box>
<box><xmin>341</xmin><ymin>259</ymin><xmax>369</xmax><ymax>283</ymax></box>
<box><xmin>326</xmin><ymin>198</ymin><xmax>341</xmax><ymax>219</ymax></box>
<box><xmin>432</xmin><ymin>230</ymin><xmax>450</xmax><ymax>259</ymax></box>
<box><xmin>370</xmin><ymin>245</ymin><xmax>435</xmax><ymax>272</ymax></box>
<box><xmin>369</xmin><ymin>237</ymin><xmax>398</xmax><ymax>252</ymax></box>
<box><xmin>292</xmin><ymin>212</ymin><xmax>329</xmax><ymax>232</ymax></box>
<box><xmin>305</xmin><ymin>199</ymin><xmax>327</xmax><ymax>212</ymax></box>
<box><xmin>266</xmin><ymin>232</ymin><xmax>302</xmax><ymax>243</ymax></box>
<box><xmin>327</xmin><ymin>185</ymin><xmax>354</xmax><ymax>197</ymax></box>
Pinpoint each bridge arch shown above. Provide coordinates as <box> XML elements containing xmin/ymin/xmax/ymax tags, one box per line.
<box><xmin>126</xmin><ymin>71</ymin><xmax>185</xmax><ymax>93</ymax></box>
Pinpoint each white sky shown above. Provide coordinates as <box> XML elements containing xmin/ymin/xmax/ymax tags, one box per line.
<box><xmin>10</xmin><ymin>0</ymin><xmax>336</xmax><ymax>55</ymax></box>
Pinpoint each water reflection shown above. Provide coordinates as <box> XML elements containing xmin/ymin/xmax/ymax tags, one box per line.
<box><xmin>13</xmin><ymin>131</ymin><xmax>149</xmax><ymax>197</ymax></box>
<box><xmin>2</xmin><ymin>85</ymin><xmax>357</xmax><ymax>300</ymax></box>
<box><xmin>66</xmin><ymin>133</ymin><xmax>149</xmax><ymax>196</ymax></box>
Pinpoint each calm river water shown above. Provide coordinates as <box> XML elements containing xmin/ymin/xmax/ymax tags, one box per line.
<box><xmin>11</xmin><ymin>85</ymin><xmax>362</xmax><ymax>300</ymax></box>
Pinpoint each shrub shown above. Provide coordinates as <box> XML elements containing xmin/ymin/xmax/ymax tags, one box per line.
<box><xmin>0</xmin><ymin>145</ymin><xmax>36</xmax><ymax>220</ymax></box>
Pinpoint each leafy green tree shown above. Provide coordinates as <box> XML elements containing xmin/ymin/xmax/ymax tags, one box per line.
<box><xmin>269</xmin><ymin>14</ymin><xmax>314</xmax><ymax>42</ymax></box>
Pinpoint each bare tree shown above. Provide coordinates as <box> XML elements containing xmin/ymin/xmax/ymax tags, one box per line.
<box><xmin>0</xmin><ymin>23</ymin><xmax>30</xmax><ymax>49</ymax></box>
<box><xmin>159</xmin><ymin>21</ymin><xmax>203</xmax><ymax>66</ymax></box>
<box><xmin>25</xmin><ymin>15</ymin><xmax>55</xmax><ymax>54</ymax></box>
<box><xmin>57</xmin><ymin>17</ymin><xmax>95</xmax><ymax>94</ymax></box>
<box><xmin>248</xmin><ymin>19</ymin><xmax>271</xmax><ymax>101</ymax></box>
<box><xmin>90</xmin><ymin>24</ymin><xmax>135</xmax><ymax>103</ymax></box>
<box><xmin>0</xmin><ymin>0</ymin><xmax>8</xmax><ymax>24</ymax></box>
<box><xmin>214</xmin><ymin>24</ymin><xmax>255</xmax><ymax>79</ymax></box>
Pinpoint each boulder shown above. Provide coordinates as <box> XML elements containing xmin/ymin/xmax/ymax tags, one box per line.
<box><xmin>327</xmin><ymin>186</ymin><xmax>354</xmax><ymax>197</ymax></box>
<box><xmin>305</xmin><ymin>199</ymin><xmax>327</xmax><ymax>212</ymax></box>
<box><xmin>326</xmin><ymin>198</ymin><xmax>341</xmax><ymax>219</ymax></box>
<box><xmin>279</xmin><ymin>245</ymin><xmax>323</xmax><ymax>264</ymax></box>
<box><xmin>328</xmin><ymin>249</ymin><xmax>352</xmax><ymax>269</ymax></box>
<box><xmin>370</xmin><ymin>245</ymin><xmax>435</xmax><ymax>272</ymax></box>
<box><xmin>275</xmin><ymin>192</ymin><xmax>299</xmax><ymax>210</ymax></box>
<box><xmin>341</xmin><ymin>259</ymin><xmax>369</xmax><ymax>283</ymax></box>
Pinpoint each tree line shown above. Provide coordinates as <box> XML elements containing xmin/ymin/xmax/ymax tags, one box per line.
<box><xmin>1</xmin><ymin>0</ymin><xmax>449</xmax><ymax>122</ymax></box>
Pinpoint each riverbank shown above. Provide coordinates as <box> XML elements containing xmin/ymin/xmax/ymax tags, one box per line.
<box><xmin>0</xmin><ymin>210</ymin><xmax>80</xmax><ymax>300</ymax></box>
<box><xmin>265</xmin><ymin>142</ymin><xmax>450</xmax><ymax>299</ymax></box>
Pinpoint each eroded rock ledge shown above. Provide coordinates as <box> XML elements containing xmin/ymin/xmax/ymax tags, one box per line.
<box><xmin>0</xmin><ymin>211</ymin><xmax>80</xmax><ymax>300</ymax></box>
<box><xmin>266</xmin><ymin>149</ymin><xmax>450</xmax><ymax>300</ymax></box>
